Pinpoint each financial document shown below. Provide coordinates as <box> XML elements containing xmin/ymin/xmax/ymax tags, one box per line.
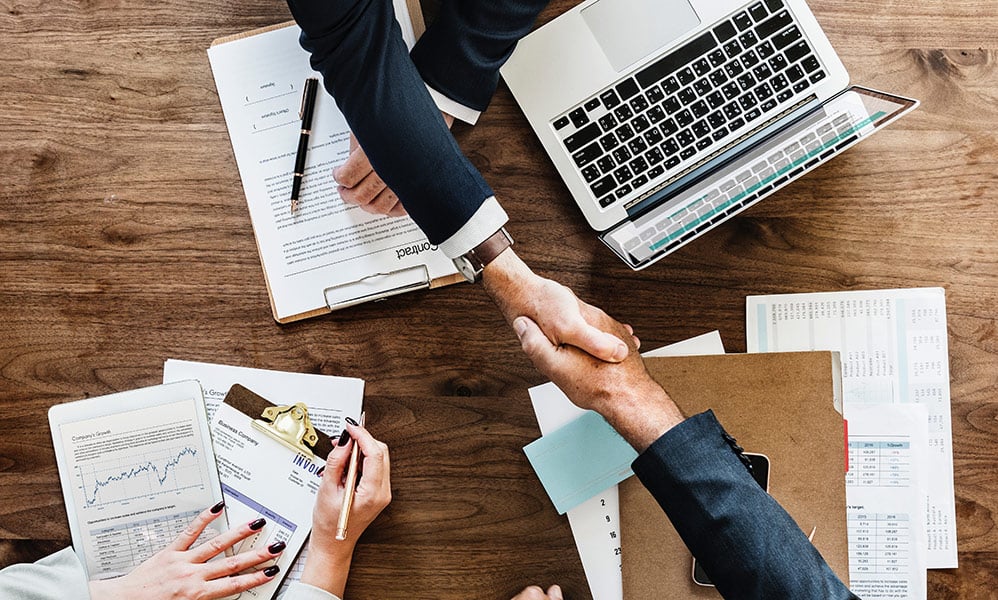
<box><xmin>52</xmin><ymin>386</ymin><xmax>223</xmax><ymax>579</ymax></box>
<box><xmin>207</xmin><ymin>10</ymin><xmax>457</xmax><ymax>321</ymax></box>
<box><xmin>163</xmin><ymin>359</ymin><xmax>364</xmax><ymax>592</ymax></box>
<box><xmin>746</xmin><ymin>287</ymin><xmax>956</xmax><ymax>568</ymax></box>
<box><xmin>528</xmin><ymin>331</ymin><xmax>725</xmax><ymax>600</ymax></box>
<box><xmin>846</xmin><ymin>403</ymin><xmax>929</xmax><ymax>600</ymax></box>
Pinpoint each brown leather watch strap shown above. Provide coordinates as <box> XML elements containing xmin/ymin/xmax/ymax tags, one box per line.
<box><xmin>468</xmin><ymin>228</ymin><xmax>514</xmax><ymax>269</ymax></box>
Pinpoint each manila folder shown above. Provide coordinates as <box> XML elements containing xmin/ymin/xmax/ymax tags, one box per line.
<box><xmin>620</xmin><ymin>351</ymin><xmax>848</xmax><ymax>599</ymax></box>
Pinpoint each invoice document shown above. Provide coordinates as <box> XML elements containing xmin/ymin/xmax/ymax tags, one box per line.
<box><xmin>207</xmin><ymin>10</ymin><xmax>460</xmax><ymax>322</ymax></box>
<box><xmin>162</xmin><ymin>359</ymin><xmax>363</xmax><ymax>592</ymax></box>
<box><xmin>746</xmin><ymin>287</ymin><xmax>956</xmax><ymax>568</ymax></box>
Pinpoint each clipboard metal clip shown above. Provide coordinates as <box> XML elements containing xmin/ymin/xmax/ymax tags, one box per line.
<box><xmin>252</xmin><ymin>402</ymin><xmax>319</xmax><ymax>461</ymax></box>
<box><xmin>323</xmin><ymin>264</ymin><xmax>430</xmax><ymax>312</ymax></box>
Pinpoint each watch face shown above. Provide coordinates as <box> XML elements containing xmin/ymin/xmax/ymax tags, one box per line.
<box><xmin>453</xmin><ymin>257</ymin><xmax>478</xmax><ymax>283</ymax></box>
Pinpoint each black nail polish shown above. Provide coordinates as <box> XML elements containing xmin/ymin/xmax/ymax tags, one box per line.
<box><xmin>337</xmin><ymin>429</ymin><xmax>351</xmax><ymax>446</ymax></box>
<box><xmin>263</xmin><ymin>566</ymin><xmax>280</xmax><ymax>577</ymax></box>
<box><xmin>210</xmin><ymin>500</ymin><xmax>225</xmax><ymax>514</ymax></box>
<box><xmin>345</xmin><ymin>416</ymin><xmax>358</xmax><ymax>426</ymax></box>
<box><xmin>316</xmin><ymin>466</ymin><xmax>325</xmax><ymax>476</ymax></box>
<box><xmin>268</xmin><ymin>541</ymin><xmax>286</xmax><ymax>554</ymax></box>
<box><xmin>249</xmin><ymin>518</ymin><xmax>266</xmax><ymax>531</ymax></box>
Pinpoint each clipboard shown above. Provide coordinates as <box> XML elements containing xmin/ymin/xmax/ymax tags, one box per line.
<box><xmin>208</xmin><ymin>2</ymin><xmax>465</xmax><ymax>324</ymax></box>
<box><xmin>211</xmin><ymin>384</ymin><xmax>336</xmax><ymax>598</ymax></box>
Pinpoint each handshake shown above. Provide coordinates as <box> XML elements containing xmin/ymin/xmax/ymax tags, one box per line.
<box><xmin>482</xmin><ymin>248</ymin><xmax>685</xmax><ymax>454</ymax></box>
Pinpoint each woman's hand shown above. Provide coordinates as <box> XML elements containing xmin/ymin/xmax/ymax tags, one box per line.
<box><xmin>298</xmin><ymin>421</ymin><xmax>392</xmax><ymax>597</ymax></box>
<box><xmin>88</xmin><ymin>502</ymin><xmax>284</xmax><ymax>600</ymax></box>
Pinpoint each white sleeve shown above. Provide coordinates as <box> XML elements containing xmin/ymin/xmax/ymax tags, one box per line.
<box><xmin>437</xmin><ymin>196</ymin><xmax>509</xmax><ymax>259</ymax></box>
<box><xmin>274</xmin><ymin>581</ymin><xmax>343</xmax><ymax>600</ymax></box>
<box><xmin>0</xmin><ymin>547</ymin><xmax>91</xmax><ymax>600</ymax></box>
<box><xmin>425</xmin><ymin>84</ymin><xmax>482</xmax><ymax>125</ymax></box>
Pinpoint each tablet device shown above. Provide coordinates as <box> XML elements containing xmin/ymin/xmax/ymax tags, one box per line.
<box><xmin>49</xmin><ymin>381</ymin><xmax>228</xmax><ymax>580</ymax></box>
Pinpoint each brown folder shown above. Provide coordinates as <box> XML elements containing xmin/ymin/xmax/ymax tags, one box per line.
<box><xmin>620</xmin><ymin>351</ymin><xmax>848</xmax><ymax>599</ymax></box>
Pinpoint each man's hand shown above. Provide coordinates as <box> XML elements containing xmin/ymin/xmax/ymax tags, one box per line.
<box><xmin>482</xmin><ymin>249</ymin><xmax>636</xmax><ymax>363</ymax></box>
<box><xmin>333</xmin><ymin>113</ymin><xmax>456</xmax><ymax>217</ymax></box>
<box><xmin>512</xmin><ymin>304</ymin><xmax>684</xmax><ymax>452</ymax></box>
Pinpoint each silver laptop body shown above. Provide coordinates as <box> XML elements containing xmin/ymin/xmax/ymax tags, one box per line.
<box><xmin>502</xmin><ymin>0</ymin><xmax>917</xmax><ymax>269</ymax></box>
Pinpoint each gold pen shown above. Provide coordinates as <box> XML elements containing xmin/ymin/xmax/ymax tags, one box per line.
<box><xmin>335</xmin><ymin>412</ymin><xmax>365</xmax><ymax>540</ymax></box>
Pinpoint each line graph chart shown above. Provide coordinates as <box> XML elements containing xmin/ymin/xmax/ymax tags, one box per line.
<box><xmin>77</xmin><ymin>445</ymin><xmax>206</xmax><ymax>508</ymax></box>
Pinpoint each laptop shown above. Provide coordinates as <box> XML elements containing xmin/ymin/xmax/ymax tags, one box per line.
<box><xmin>501</xmin><ymin>0</ymin><xmax>917</xmax><ymax>269</ymax></box>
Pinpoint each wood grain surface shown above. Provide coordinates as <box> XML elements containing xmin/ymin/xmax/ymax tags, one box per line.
<box><xmin>1</xmin><ymin>0</ymin><xmax>996</xmax><ymax>597</ymax></box>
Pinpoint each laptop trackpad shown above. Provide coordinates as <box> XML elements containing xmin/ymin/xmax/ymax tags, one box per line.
<box><xmin>582</xmin><ymin>0</ymin><xmax>701</xmax><ymax>72</ymax></box>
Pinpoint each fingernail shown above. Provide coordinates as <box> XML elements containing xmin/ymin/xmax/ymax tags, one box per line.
<box><xmin>268</xmin><ymin>541</ymin><xmax>286</xmax><ymax>554</ymax></box>
<box><xmin>337</xmin><ymin>429</ymin><xmax>351</xmax><ymax>446</ymax></box>
<box><xmin>613</xmin><ymin>342</ymin><xmax>628</xmax><ymax>361</ymax></box>
<box><xmin>316</xmin><ymin>466</ymin><xmax>325</xmax><ymax>476</ymax></box>
<box><xmin>345</xmin><ymin>416</ymin><xmax>358</xmax><ymax>426</ymax></box>
<box><xmin>263</xmin><ymin>565</ymin><xmax>280</xmax><ymax>577</ymax></box>
<box><xmin>210</xmin><ymin>500</ymin><xmax>225</xmax><ymax>514</ymax></box>
<box><xmin>550</xmin><ymin>584</ymin><xmax>563</xmax><ymax>600</ymax></box>
<box><xmin>513</xmin><ymin>316</ymin><xmax>528</xmax><ymax>338</ymax></box>
<box><xmin>249</xmin><ymin>518</ymin><xmax>266</xmax><ymax>531</ymax></box>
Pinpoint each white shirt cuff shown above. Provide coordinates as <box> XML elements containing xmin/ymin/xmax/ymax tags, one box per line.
<box><xmin>278</xmin><ymin>582</ymin><xmax>343</xmax><ymax>600</ymax></box>
<box><xmin>426</xmin><ymin>84</ymin><xmax>481</xmax><ymax>125</ymax></box>
<box><xmin>438</xmin><ymin>196</ymin><xmax>509</xmax><ymax>259</ymax></box>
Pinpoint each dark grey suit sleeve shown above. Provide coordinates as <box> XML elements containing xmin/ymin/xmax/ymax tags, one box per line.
<box><xmin>410</xmin><ymin>0</ymin><xmax>549</xmax><ymax>111</ymax></box>
<box><xmin>285</xmin><ymin>0</ymin><xmax>495</xmax><ymax>245</ymax></box>
<box><xmin>631</xmin><ymin>410</ymin><xmax>858</xmax><ymax>600</ymax></box>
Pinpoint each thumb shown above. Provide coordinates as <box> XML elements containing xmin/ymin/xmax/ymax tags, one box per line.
<box><xmin>573</xmin><ymin>323</ymin><xmax>629</xmax><ymax>363</ymax></box>
<box><xmin>513</xmin><ymin>316</ymin><xmax>558</xmax><ymax>370</ymax></box>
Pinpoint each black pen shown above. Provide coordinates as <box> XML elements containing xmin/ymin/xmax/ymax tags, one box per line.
<box><xmin>291</xmin><ymin>77</ymin><xmax>319</xmax><ymax>214</ymax></box>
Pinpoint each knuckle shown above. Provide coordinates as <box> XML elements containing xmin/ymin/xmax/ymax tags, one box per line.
<box><xmin>224</xmin><ymin>554</ymin><xmax>243</xmax><ymax>573</ymax></box>
<box><xmin>205</xmin><ymin>535</ymin><xmax>228</xmax><ymax>555</ymax></box>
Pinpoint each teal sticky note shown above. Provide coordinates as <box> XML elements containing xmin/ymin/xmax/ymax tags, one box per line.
<box><xmin>523</xmin><ymin>410</ymin><xmax>638</xmax><ymax>514</ymax></box>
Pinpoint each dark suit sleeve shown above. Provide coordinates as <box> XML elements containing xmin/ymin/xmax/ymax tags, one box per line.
<box><xmin>410</xmin><ymin>0</ymin><xmax>549</xmax><ymax>111</ymax></box>
<box><xmin>284</xmin><ymin>0</ymin><xmax>495</xmax><ymax>245</ymax></box>
<box><xmin>631</xmin><ymin>410</ymin><xmax>858</xmax><ymax>600</ymax></box>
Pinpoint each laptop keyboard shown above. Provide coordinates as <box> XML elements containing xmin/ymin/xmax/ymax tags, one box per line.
<box><xmin>553</xmin><ymin>0</ymin><xmax>828</xmax><ymax>209</ymax></box>
<box><xmin>616</xmin><ymin>109</ymin><xmax>880</xmax><ymax>262</ymax></box>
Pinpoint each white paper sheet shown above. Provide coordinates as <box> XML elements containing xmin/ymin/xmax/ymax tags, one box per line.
<box><xmin>845</xmin><ymin>403</ymin><xmax>929</xmax><ymax>599</ymax></box>
<box><xmin>206</xmin><ymin>7</ymin><xmax>457</xmax><ymax>321</ymax></box>
<box><xmin>528</xmin><ymin>331</ymin><xmax>726</xmax><ymax>600</ymax></box>
<box><xmin>746</xmin><ymin>287</ymin><xmax>957</xmax><ymax>568</ymax></box>
<box><xmin>162</xmin><ymin>359</ymin><xmax>364</xmax><ymax>592</ymax></box>
<box><xmin>49</xmin><ymin>383</ymin><xmax>226</xmax><ymax>581</ymax></box>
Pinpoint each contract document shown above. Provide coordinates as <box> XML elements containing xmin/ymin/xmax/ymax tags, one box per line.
<box><xmin>747</xmin><ymin>287</ymin><xmax>957</xmax><ymax>568</ymax></box>
<box><xmin>207</xmin><ymin>9</ymin><xmax>461</xmax><ymax>322</ymax></box>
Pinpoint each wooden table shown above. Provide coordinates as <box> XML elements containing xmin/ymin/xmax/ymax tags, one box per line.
<box><xmin>1</xmin><ymin>0</ymin><xmax>996</xmax><ymax>597</ymax></box>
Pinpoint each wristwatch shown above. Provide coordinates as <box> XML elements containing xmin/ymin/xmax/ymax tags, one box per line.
<box><xmin>452</xmin><ymin>228</ymin><xmax>514</xmax><ymax>283</ymax></box>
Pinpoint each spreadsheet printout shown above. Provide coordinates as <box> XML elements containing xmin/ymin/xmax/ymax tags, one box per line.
<box><xmin>747</xmin><ymin>287</ymin><xmax>956</xmax><ymax>568</ymax></box>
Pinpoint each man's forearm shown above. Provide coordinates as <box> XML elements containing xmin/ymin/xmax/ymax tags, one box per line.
<box><xmin>633</xmin><ymin>411</ymin><xmax>857</xmax><ymax>599</ymax></box>
<box><xmin>286</xmin><ymin>0</ymin><xmax>495</xmax><ymax>245</ymax></box>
